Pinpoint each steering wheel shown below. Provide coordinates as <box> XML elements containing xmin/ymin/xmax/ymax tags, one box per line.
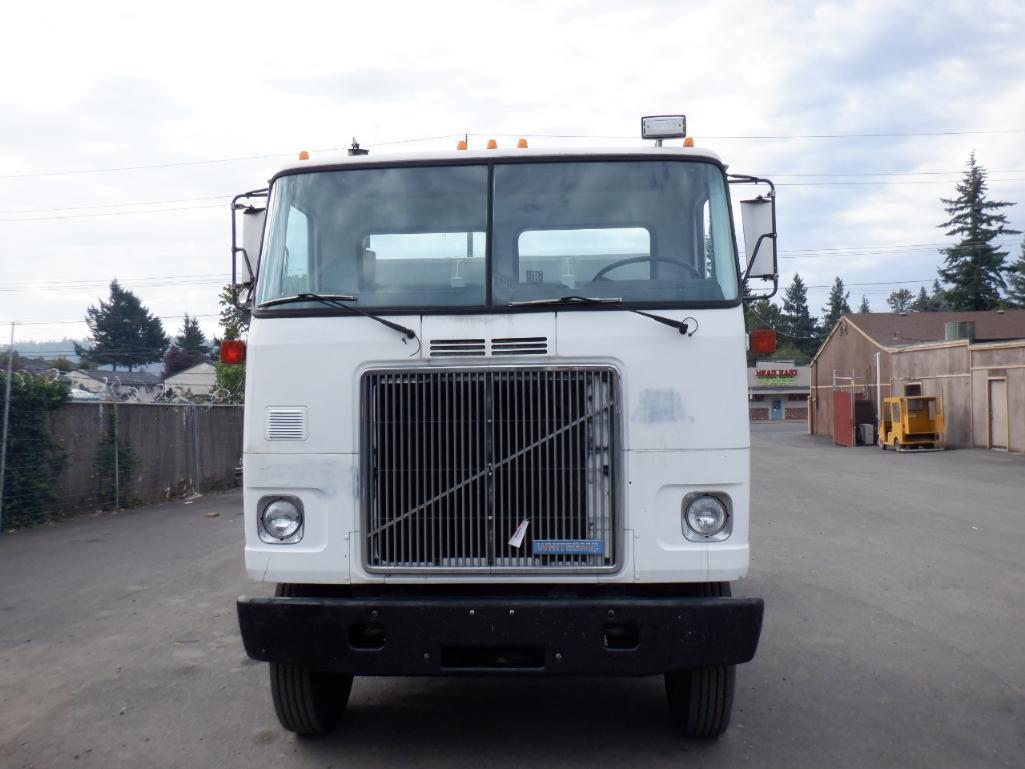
<box><xmin>591</xmin><ymin>255</ymin><xmax>702</xmax><ymax>281</ymax></box>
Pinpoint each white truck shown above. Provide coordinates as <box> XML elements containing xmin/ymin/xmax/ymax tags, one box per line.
<box><xmin>230</xmin><ymin>116</ymin><xmax>778</xmax><ymax>738</ymax></box>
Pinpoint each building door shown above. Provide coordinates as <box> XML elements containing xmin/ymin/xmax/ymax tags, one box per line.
<box><xmin>771</xmin><ymin>398</ymin><xmax>784</xmax><ymax>421</ymax></box>
<box><xmin>832</xmin><ymin>390</ymin><xmax>855</xmax><ymax>446</ymax></box>
<box><xmin>988</xmin><ymin>378</ymin><xmax>1009</xmax><ymax>450</ymax></box>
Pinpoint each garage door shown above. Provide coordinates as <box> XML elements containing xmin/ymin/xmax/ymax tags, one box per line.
<box><xmin>988</xmin><ymin>378</ymin><xmax>1008</xmax><ymax>450</ymax></box>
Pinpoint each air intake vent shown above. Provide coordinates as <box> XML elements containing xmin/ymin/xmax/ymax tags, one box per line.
<box><xmin>266</xmin><ymin>407</ymin><xmax>307</xmax><ymax>441</ymax></box>
<box><xmin>429</xmin><ymin>339</ymin><xmax>485</xmax><ymax>357</ymax></box>
<box><xmin>491</xmin><ymin>337</ymin><xmax>549</xmax><ymax>356</ymax></box>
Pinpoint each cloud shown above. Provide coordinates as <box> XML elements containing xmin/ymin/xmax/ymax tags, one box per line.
<box><xmin>1</xmin><ymin>0</ymin><xmax>1024</xmax><ymax>341</ymax></box>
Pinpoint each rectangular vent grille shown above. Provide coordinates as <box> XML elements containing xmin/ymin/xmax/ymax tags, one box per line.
<box><xmin>429</xmin><ymin>339</ymin><xmax>485</xmax><ymax>357</ymax></box>
<box><xmin>491</xmin><ymin>336</ymin><xmax>549</xmax><ymax>356</ymax></box>
<box><xmin>362</xmin><ymin>367</ymin><xmax>619</xmax><ymax>573</ymax></box>
<box><xmin>265</xmin><ymin>407</ymin><xmax>307</xmax><ymax>441</ymax></box>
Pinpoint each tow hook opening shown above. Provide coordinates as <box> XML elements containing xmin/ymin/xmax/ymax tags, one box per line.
<box><xmin>349</xmin><ymin>623</ymin><xmax>387</xmax><ymax>650</ymax></box>
<box><xmin>440</xmin><ymin>645</ymin><xmax>545</xmax><ymax>670</ymax></box>
<box><xmin>602</xmin><ymin>622</ymin><xmax>640</xmax><ymax>650</ymax></box>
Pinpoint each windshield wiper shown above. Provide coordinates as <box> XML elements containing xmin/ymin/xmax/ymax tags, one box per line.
<box><xmin>508</xmin><ymin>296</ymin><xmax>695</xmax><ymax>336</ymax></box>
<box><xmin>257</xmin><ymin>293</ymin><xmax>418</xmax><ymax>345</ymax></box>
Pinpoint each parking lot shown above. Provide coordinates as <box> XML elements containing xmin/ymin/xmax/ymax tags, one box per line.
<box><xmin>1</xmin><ymin>421</ymin><xmax>1022</xmax><ymax>769</ymax></box>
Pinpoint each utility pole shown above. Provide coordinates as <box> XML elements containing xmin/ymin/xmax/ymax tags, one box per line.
<box><xmin>0</xmin><ymin>322</ymin><xmax>15</xmax><ymax>533</ymax></box>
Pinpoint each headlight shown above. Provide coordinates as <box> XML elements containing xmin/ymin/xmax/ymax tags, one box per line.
<box><xmin>682</xmin><ymin>493</ymin><xmax>731</xmax><ymax>541</ymax></box>
<box><xmin>259</xmin><ymin>497</ymin><xmax>304</xmax><ymax>543</ymax></box>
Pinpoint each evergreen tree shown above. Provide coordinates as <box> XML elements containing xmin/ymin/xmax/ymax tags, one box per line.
<box><xmin>780</xmin><ymin>274</ymin><xmax>819</xmax><ymax>357</ymax></box>
<box><xmin>74</xmin><ymin>280</ymin><xmax>169</xmax><ymax>371</ymax></box>
<box><xmin>930</xmin><ymin>280</ymin><xmax>950</xmax><ymax>311</ymax></box>
<box><xmin>1005</xmin><ymin>238</ymin><xmax>1025</xmax><ymax>309</ymax></box>
<box><xmin>911</xmin><ymin>286</ymin><xmax>932</xmax><ymax>312</ymax></box>
<box><xmin>175</xmin><ymin>314</ymin><xmax>210</xmax><ymax>356</ymax></box>
<box><xmin>163</xmin><ymin>314</ymin><xmax>210</xmax><ymax>379</ymax></box>
<box><xmin>857</xmin><ymin>295</ymin><xmax>871</xmax><ymax>313</ymax></box>
<box><xmin>886</xmin><ymin>288</ymin><xmax>914</xmax><ymax>312</ymax></box>
<box><xmin>821</xmin><ymin>277</ymin><xmax>851</xmax><ymax>334</ymax></box>
<box><xmin>937</xmin><ymin>153</ymin><xmax>1020</xmax><ymax>310</ymax></box>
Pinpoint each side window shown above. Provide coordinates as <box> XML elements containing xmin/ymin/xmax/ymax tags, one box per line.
<box><xmin>282</xmin><ymin>206</ymin><xmax>310</xmax><ymax>295</ymax></box>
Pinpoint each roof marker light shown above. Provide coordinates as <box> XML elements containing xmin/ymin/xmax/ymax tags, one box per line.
<box><xmin>684</xmin><ymin>137</ymin><xmax>695</xmax><ymax>147</ymax></box>
<box><xmin>298</xmin><ymin>150</ymin><xmax>310</xmax><ymax>160</ymax></box>
<box><xmin>486</xmin><ymin>139</ymin><xmax>498</xmax><ymax>149</ymax></box>
<box><xmin>457</xmin><ymin>140</ymin><xmax>468</xmax><ymax>150</ymax></box>
<box><xmin>517</xmin><ymin>138</ymin><xmax>528</xmax><ymax>148</ymax></box>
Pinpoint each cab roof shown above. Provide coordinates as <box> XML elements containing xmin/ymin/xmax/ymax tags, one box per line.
<box><xmin>273</xmin><ymin>145</ymin><xmax>725</xmax><ymax>177</ymax></box>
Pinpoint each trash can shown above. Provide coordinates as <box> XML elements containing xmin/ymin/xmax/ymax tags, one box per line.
<box><xmin>858</xmin><ymin>423</ymin><xmax>875</xmax><ymax>446</ymax></box>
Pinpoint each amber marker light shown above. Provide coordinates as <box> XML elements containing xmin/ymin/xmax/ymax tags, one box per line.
<box><xmin>220</xmin><ymin>339</ymin><xmax>247</xmax><ymax>365</ymax></box>
<box><xmin>486</xmin><ymin>139</ymin><xmax>498</xmax><ymax>149</ymax></box>
<box><xmin>517</xmin><ymin>138</ymin><xmax>528</xmax><ymax>148</ymax></box>
<box><xmin>684</xmin><ymin>137</ymin><xmax>695</xmax><ymax>147</ymax></box>
<box><xmin>457</xmin><ymin>140</ymin><xmax>468</xmax><ymax>150</ymax></box>
<box><xmin>298</xmin><ymin>150</ymin><xmax>310</xmax><ymax>160</ymax></box>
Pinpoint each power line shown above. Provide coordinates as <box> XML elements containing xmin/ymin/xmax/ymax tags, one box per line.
<box><xmin>1</xmin><ymin>128</ymin><xmax>1022</xmax><ymax>181</ymax></box>
<box><xmin>0</xmin><ymin>194</ymin><xmax>233</xmax><ymax>216</ymax></box>
<box><xmin>0</xmin><ymin>203</ymin><xmax>223</xmax><ymax>223</ymax></box>
<box><xmin>0</xmin><ymin>134</ymin><xmax>463</xmax><ymax>180</ymax></box>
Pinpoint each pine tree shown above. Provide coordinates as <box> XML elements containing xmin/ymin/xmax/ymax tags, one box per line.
<box><xmin>911</xmin><ymin>286</ymin><xmax>931</xmax><ymax>312</ymax></box>
<box><xmin>74</xmin><ymin>280</ymin><xmax>169</xmax><ymax>371</ymax></box>
<box><xmin>821</xmin><ymin>277</ymin><xmax>851</xmax><ymax>334</ymax></box>
<box><xmin>163</xmin><ymin>314</ymin><xmax>210</xmax><ymax>379</ymax></box>
<box><xmin>1005</xmin><ymin>238</ymin><xmax>1025</xmax><ymax>308</ymax></box>
<box><xmin>857</xmin><ymin>295</ymin><xmax>871</xmax><ymax>313</ymax></box>
<box><xmin>937</xmin><ymin>153</ymin><xmax>1020</xmax><ymax>310</ymax></box>
<box><xmin>780</xmin><ymin>274</ymin><xmax>819</xmax><ymax>357</ymax></box>
<box><xmin>886</xmin><ymin>288</ymin><xmax>914</xmax><ymax>312</ymax></box>
<box><xmin>930</xmin><ymin>280</ymin><xmax>950</xmax><ymax>311</ymax></box>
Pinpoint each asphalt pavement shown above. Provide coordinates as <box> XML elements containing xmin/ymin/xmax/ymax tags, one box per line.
<box><xmin>1</xmin><ymin>422</ymin><xmax>1022</xmax><ymax>769</ymax></box>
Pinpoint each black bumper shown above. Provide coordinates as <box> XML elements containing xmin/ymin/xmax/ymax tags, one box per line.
<box><xmin>237</xmin><ymin>594</ymin><xmax>764</xmax><ymax>676</ymax></box>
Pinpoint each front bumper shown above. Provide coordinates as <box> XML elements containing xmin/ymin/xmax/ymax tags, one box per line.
<box><xmin>237</xmin><ymin>594</ymin><xmax>764</xmax><ymax>676</ymax></box>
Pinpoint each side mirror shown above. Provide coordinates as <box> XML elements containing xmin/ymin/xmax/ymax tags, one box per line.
<box><xmin>231</xmin><ymin>189</ymin><xmax>269</xmax><ymax>308</ymax></box>
<box><xmin>729</xmin><ymin>175</ymin><xmax>778</xmax><ymax>300</ymax></box>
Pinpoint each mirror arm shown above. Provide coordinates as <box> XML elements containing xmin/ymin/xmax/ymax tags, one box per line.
<box><xmin>230</xmin><ymin>189</ymin><xmax>268</xmax><ymax>310</ymax></box>
<box><xmin>730</xmin><ymin>174</ymin><xmax>778</xmax><ymax>302</ymax></box>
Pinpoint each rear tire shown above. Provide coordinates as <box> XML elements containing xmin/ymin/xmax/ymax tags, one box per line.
<box><xmin>269</xmin><ymin>584</ymin><xmax>354</xmax><ymax>735</ymax></box>
<box><xmin>664</xmin><ymin>582</ymin><xmax>736</xmax><ymax>738</ymax></box>
<box><xmin>893</xmin><ymin>438</ymin><xmax>901</xmax><ymax>453</ymax></box>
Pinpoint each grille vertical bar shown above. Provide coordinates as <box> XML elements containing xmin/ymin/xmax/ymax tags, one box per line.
<box><xmin>362</xmin><ymin>367</ymin><xmax>619</xmax><ymax>573</ymax></box>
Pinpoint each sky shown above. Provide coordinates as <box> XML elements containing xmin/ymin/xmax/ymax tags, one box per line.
<box><xmin>2</xmin><ymin>0</ymin><xmax>1024</xmax><ymax>346</ymax></box>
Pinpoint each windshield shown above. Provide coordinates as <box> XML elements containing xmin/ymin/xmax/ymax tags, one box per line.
<box><xmin>255</xmin><ymin>159</ymin><xmax>739</xmax><ymax>310</ymax></box>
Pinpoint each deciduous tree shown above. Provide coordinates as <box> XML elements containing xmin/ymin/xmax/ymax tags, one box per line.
<box><xmin>886</xmin><ymin>288</ymin><xmax>914</xmax><ymax>313</ymax></box>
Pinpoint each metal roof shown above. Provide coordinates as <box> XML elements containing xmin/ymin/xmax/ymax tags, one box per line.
<box><xmin>847</xmin><ymin>311</ymin><xmax>1025</xmax><ymax>347</ymax></box>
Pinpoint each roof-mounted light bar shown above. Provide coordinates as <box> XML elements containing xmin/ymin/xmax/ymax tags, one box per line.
<box><xmin>641</xmin><ymin>114</ymin><xmax>687</xmax><ymax>141</ymax></box>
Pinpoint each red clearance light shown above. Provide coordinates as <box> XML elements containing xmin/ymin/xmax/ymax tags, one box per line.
<box><xmin>220</xmin><ymin>339</ymin><xmax>247</xmax><ymax>365</ymax></box>
<box><xmin>750</xmin><ymin>329</ymin><xmax>777</xmax><ymax>355</ymax></box>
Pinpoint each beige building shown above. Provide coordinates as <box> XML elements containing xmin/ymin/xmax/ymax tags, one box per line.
<box><xmin>810</xmin><ymin>311</ymin><xmax>1025</xmax><ymax>450</ymax></box>
<box><xmin>164</xmin><ymin>361</ymin><xmax>218</xmax><ymax>396</ymax></box>
<box><xmin>748</xmin><ymin>361</ymin><xmax>810</xmax><ymax>421</ymax></box>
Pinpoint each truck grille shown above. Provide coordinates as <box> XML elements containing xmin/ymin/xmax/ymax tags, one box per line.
<box><xmin>361</xmin><ymin>367</ymin><xmax>619</xmax><ymax>572</ymax></box>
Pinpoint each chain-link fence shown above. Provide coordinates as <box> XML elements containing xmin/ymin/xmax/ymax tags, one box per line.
<box><xmin>0</xmin><ymin>395</ymin><xmax>243</xmax><ymax>532</ymax></box>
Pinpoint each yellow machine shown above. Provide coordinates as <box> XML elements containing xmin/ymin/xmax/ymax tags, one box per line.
<box><xmin>879</xmin><ymin>396</ymin><xmax>945</xmax><ymax>451</ymax></box>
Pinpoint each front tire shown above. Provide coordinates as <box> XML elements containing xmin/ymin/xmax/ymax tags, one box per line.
<box><xmin>269</xmin><ymin>583</ymin><xmax>354</xmax><ymax>735</ymax></box>
<box><xmin>664</xmin><ymin>582</ymin><xmax>736</xmax><ymax>738</ymax></box>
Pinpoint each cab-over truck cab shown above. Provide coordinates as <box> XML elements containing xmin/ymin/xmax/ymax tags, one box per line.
<box><xmin>232</xmin><ymin>118</ymin><xmax>777</xmax><ymax>738</ymax></box>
